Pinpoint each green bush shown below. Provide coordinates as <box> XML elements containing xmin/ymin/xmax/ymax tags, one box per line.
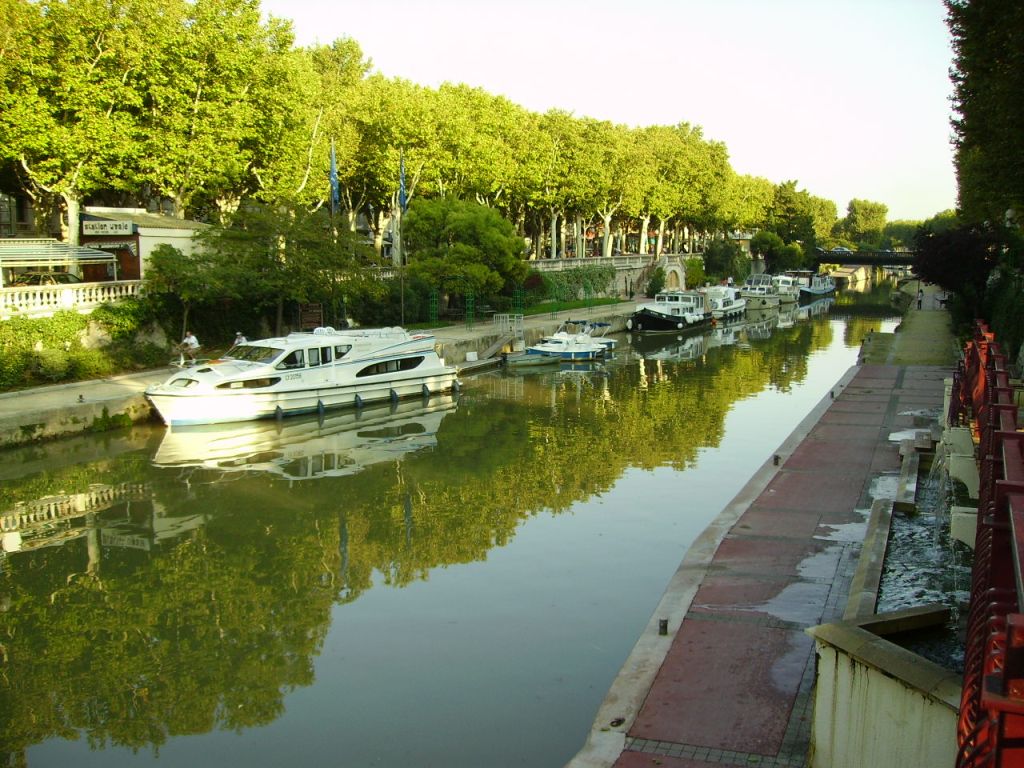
<box><xmin>67</xmin><ymin>348</ymin><xmax>114</xmax><ymax>380</ymax></box>
<box><xmin>91</xmin><ymin>298</ymin><xmax>156</xmax><ymax>340</ymax></box>
<box><xmin>646</xmin><ymin>267</ymin><xmax>665</xmax><ymax>296</ymax></box>
<box><xmin>33</xmin><ymin>348</ymin><xmax>71</xmax><ymax>382</ymax></box>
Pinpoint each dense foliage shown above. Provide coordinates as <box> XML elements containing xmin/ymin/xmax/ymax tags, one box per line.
<box><xmin>942</xmin><ymin>0</ymin><xmax>1024</xmax><ymax>358</ymax></box>
<box><xmin>0</xmin><ymin>0</ymin><xmax>900</xmax><ymax>264</ymax></box>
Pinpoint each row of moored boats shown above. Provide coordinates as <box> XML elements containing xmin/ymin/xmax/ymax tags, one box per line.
<box><xmin>144</xmin><ymin>272</ymin><xmax>835</xmax><ymax>428</ymax></box>
<box><xmin>625</xmin><ymin>271</ymin><xmax>836</xmax><ymax>333</ymax></box>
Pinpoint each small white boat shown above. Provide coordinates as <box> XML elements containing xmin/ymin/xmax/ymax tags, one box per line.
<box><xmin>701</xmin><ymin>285</ymin><xmax>747</xmax><ymax>320</ymax></box>
<box><xmin>770</xmin><ymin>274</ymin><xmax>801</xmax><ymax>304</ymax></box>
<box><xmin>527</xmin><ymin>319</ymin><xmax>609</xmax><ymax>360</ymax></box>
<box><xmin>800</xmin><ymin>274</ymin><xmax>836</xmax><ymax>298</ymax></box>
<box><xmin>145</xmin><ymin>326</ymin><xmax>458</xmax><ymax>426</ymax></box>
<box><xmin>626</xmin><ymin>290</ymin><xmax>713</xmax><ymax>333</ymax></box>
<box><xmin>740</xmin><ymin>274</ymin><xmax>781</xmax><ymax>309</ymax></box>
<box><xmin>538</xmin><ymin>319</ymin><xmax>618</xmax><ymax>351</ymax></box>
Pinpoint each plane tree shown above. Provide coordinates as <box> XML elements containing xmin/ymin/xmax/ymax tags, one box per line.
<box><xmin>0</xmin><ymin>0</ymin><xmax>150</xmax><ymax>243</ymax></box>
<box><xmin>402</xmin><ymin>197</ymin><xmax>528</xmax><ymax>306</ymax></box>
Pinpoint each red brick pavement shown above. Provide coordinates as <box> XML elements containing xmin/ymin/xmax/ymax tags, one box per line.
<box><xmin>605</xmin><ymin>364</ymin><xmax>948</xmax><ymax>768</ymax></box>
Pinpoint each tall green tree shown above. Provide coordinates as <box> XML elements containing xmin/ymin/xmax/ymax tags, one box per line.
<box><xmin>0</xmin><ymin>0</ymin><xmax>148</xmax><ymax>242</ymax></box>
<box><xmin>403</xmin><ymin>198</ymin><xmax>527</xmax><ymax>301</ymax></box>
<box><xmin>195</xmin><ymin>203</ymin><xmax>377</xmax><ymax>334</ymax></box>
<box><xmin>135</xmin><ymin>0</ymin><xmax>295</xmax><ymax>218</ymax></box>
<box><xmin>947</xmin><ymin>0</ymin><xmax>1024</xmax><ymax>225</ymax></box>
<box><xmin>840</xmin><ymin>198</ymin><xmax>888</xmax><ymax>247</ymax></box>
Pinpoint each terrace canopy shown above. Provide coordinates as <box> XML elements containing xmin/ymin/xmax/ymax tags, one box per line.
<box><xmin>0</xmin><ymin>238</ymin><xmax>118</xmax><ymax>287</ymax></box>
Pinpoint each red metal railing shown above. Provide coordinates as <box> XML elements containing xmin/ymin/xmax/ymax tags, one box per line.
<box><xmin>954</xmin><ymin>321</ymin><xmax>1024</xmax><ymax>768</ymax></box>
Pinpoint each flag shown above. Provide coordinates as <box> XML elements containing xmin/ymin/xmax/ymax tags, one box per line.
<box><xmin>399</xmin><ymin>151</ymin><xmax>407</xmax><ymax>213</ymax></box>
<box><xmin>329</xmin><ymin>140</ymin><xmax>339</xmax><ymax>215</ymax></box>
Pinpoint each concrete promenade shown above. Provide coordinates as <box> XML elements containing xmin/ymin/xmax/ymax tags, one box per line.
<box><xmin>569</xmin><ymin>282</ymin><xmax>959</xmax><ymax>767</ymax></box>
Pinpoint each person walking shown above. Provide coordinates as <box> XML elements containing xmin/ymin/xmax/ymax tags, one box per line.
<box><xmin>917</xmin><ymin>287</ymin><xmax>924</xmax><ymax>310</ymax></box>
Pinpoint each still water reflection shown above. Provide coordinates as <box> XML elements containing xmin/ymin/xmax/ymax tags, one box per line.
<box><xmin>1</xmin><ymin>286</ymin><xmax>900</xmax><ymax>767</ymax></box>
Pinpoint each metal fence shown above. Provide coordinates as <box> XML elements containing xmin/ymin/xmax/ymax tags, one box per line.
<box><xmin>952</xmin><ymin>320</ymin><xmax>1024</xmax><ymax>768</ymax></box>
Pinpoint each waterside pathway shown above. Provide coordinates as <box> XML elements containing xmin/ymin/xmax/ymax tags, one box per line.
<box><xmin>571</xmin><ymin>282</ymin><xmax>959</xmax><ymax>768</ymax></box>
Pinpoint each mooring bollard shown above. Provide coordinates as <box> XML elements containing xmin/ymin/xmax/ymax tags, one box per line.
<box><xmin>658</xmin><ymin>619</ymin><xmax>668</xmax><ymax>635</ymax></box>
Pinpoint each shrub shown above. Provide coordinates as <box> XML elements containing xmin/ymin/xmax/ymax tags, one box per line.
<box><xmin>33</xmin><ymin>349</ymin><xmax>71</xmax><ymax>382</ymax></box>
<box><xmin>67</xmin><ymin>348</ymin><xmax>114</xmax><ymax>380</ymax></box>
<box><xmin>646</xmin><ymin>267</ymin><xmax>665</xmax><ymax>296</ymax></box>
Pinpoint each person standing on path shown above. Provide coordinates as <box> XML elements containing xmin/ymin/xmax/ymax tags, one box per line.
<box><xmin>917</xmin><ymin>287</ymin><xmax>924</xmax><ymax>309</ymax></box>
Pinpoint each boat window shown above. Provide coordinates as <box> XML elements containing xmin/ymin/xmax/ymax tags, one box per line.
<box><xmin>308</xmin><ymin>348</ymin><xmax>321</xmax><ymax>367</ymax></box>
<box><xmin>276</xmin><ymin>350</ymin><xmax>305</xmax><ymax>370</ymax></box>
<box><xmin>321</xmin><ymin>346</ymin><xmax>333</xmax><ymax>363</ymax></box>
<box><xmin>228</xmin><ymin>344</ymin><xmax>284</xmax><ymax>364</ymax></box>
<box><xmin>355</xmin><ymin>356</ymin><xmax>425</xmax><ymax>378</ymax></box>
<box><xmin>168</xmin><ymin>378</ymin><xmax>198</xmax><ymax>388</ymax></box>
<box><xmin>216</xmin><ymin>377</ymin><xmax>280</xmax><ymax>390</ymax></box>
<box><xmin>334</xmin><ymin>344</ymin><xmax>351</xmax><ymax>359</ymax></box>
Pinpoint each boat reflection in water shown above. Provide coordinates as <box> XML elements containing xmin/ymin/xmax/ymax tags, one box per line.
<box><xmin>153</xmin><ymin>395</ymin><xmax>458</xmax><ymax>481</ymax></box>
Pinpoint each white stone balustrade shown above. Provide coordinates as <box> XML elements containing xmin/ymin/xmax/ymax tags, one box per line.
<box><xmin>0</xmin><ymin>280</ymin><xmax>142</xmax><ymax>319</ymax></box>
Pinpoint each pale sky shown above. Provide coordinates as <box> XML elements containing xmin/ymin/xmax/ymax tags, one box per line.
<box><xmin>261</xmin><ymin>0</ymin><xmax>958</xmax><ymax>222</ymax></box>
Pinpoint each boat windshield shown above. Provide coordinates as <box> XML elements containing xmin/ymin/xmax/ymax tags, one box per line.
<box><xmin>227</xmin><ymin>344</ymin><xmax>284</xmax><ymax>364</ymax></box>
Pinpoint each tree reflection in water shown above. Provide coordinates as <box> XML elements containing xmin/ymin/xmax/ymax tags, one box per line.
<box><xmin>0</xmin><ymin>281</ymin><xmax>901</xmax><ymax>766</ymax></box>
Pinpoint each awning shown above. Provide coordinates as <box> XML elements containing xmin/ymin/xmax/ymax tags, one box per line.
<box><xmin>0</xmin><ymin>238</ymin><xmax>118</xmax><ymax>287</ymax></box>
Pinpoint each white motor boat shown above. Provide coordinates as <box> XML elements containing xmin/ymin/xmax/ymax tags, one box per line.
<box><xmin>739</xmin><ymin>274</ymin><xmax>781</xmax><ymax>309</ymax></box>
<box><xmin>145</xmin><ymin>326</ymin><xmax>459</xmax><ymax>426</ymax></box>
<box><xmin>538</xmin><ymin>319</ymin><xmax>618</xmax><ymax>351</ymax></box>
<box><xmin>701</xmin><ymin>285</ymin><xmax>747</xmax><ymax>320</ymax></box>
<box><xmin>770</xmin><ymin>274</ymin><xmax>801</xmax><ymax>304</ymax></box>
<box><xmin>800</xmin><ymin>274</ymin><xmax>837</xmax><ymax>298</ymax></box>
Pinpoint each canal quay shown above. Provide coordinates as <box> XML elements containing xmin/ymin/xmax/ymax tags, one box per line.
<box><xmin>0</xmin><ymin>282</ymin><xmax>964</xmax><ymax>768</ymax></box>
<box><xmin>571</xmin><ymin>281</ymin><xmax>963</xmax><ymax>768</ymax></box>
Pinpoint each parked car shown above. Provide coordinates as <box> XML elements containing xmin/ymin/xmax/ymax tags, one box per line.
<box><xmin>12</xmin><ymin>271</ymin><xmax>84</xmax><ymax>286</ymax></box>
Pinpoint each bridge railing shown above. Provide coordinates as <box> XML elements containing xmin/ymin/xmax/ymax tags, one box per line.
<box><xmin>952</xmin><ymin>320</ymin><xmax>1024</xmax><ymax>768</ymax></box>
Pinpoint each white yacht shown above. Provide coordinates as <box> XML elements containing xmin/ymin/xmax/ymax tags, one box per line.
<box><xmin>146</xmin><ymin>326</ymin><xmax>458</xmax><ymax>426</ymax></box>
<box><xmin>739</xmin><ymin>274</ymin><xmax>781</xmax><ymax>309</ymax></box>
<box><xmin>701</xmin><ymin>285</ymin><xmax>747</xmax><ymax>320</ymax></box>
<box><xmin>770</xmin><ymin>274</ymin><xmax>801</xmax><ymax>304</ymax></box>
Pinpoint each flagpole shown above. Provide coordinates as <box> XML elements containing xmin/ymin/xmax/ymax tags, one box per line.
<box><xmin>398</xmin><ymin>150</ymin><xmax>406</xmax><ymax>326</ymax></box>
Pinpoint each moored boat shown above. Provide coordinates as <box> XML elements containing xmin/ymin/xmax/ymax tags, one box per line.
<box><xmin>770</xmin><ymin>274</ymin><xmax>801</xmax><ymax>304</ymax></box>
<box><xmin>145</xmin><ymin>326</ymin><xmax>458</xmax><ymax>427</ymax></box>
<box><xmin>526</xmin><ymin>319</ymin><xmax>608</xmax><ymax>360</ymax></box>
<box><xmin>701</xmin><ymin>285</ymin><xmax>747</xmax><ymax>320</ymax></box>
<box><xmin>625</xmin><ymin>290</ymin><xmax>712</xmax><ymax>333</ymax></box>
<box><xmin>539</xmin><ymin>319</ymin><xmax>618</xmax><ymax>351</ymax></box>
<box><xmin>739</xmin><ymin>274</ymin><xmax>781</xmax><ymax>309</ymax></box>
<box><xmin>799</xmin><ymin>273</ymin><xmax>836</xmax><ymax>298</ymax></box>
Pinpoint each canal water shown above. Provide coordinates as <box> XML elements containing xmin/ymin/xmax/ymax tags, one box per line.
<box><xmin>1</xmin><ymin>287</ymin><xmax>900</xmax><ymax>768</ymax></box>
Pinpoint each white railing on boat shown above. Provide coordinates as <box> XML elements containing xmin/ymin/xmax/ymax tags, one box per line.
<box><xmin>0</xmin><ymin>280</ymin><xmax>143</xmax><ymax>320</ymax></box>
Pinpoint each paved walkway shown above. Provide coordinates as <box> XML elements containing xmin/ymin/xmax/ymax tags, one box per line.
<box><xmin>569</xmin><ymin>281</ymin><xmax>958</xmax><ymax>767</ymax></box>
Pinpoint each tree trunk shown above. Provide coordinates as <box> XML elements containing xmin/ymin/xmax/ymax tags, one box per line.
<box><xmin>639</xmin><ymin>215</ymin><xmax>650</xmax><ymax>255</ymax></box>
<box><xmin>548</xmin><ymin>211</ymin><xmax>558</xmax><ymax>259</ymax></box>
<box><xmin>656</xmin><ymin>221</ymin><xmax>666</xmax><ymax>255</ymax></box>
<box><xmin>602</xmin><ymin>213</ymin><xmax>613</xmax><ymax>258</ymax></box>
<box><xmin>63</xmin><ymin>194</ymin><xmax>80</xmax><ymax>246</ymax></box>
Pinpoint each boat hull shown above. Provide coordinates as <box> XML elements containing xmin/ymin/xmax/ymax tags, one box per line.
<box><xmin>626</xmin><ymin>307</ymin><xmax>712</xmax><ymax>333</ymax></box>
<box><xmin>147</xmin><ymin>369</ymin><xmax>458</xmax><ymax>426</ymax></box>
